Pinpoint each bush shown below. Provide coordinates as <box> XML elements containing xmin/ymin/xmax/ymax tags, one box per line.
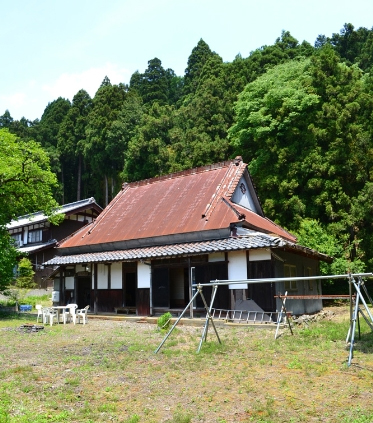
<box><xmin>157</xmin><ymin>312</ymin><xmax>173</xmax><ymax>330</ymax></box>
<box><xmin>0</xmin><ymin>298</ymin><xmax>16</xmax><ymax>307</ymax></box>
<box><xmin>19</xmin><ymin>294</ymin><xmax>51</xmax><ymax>308</ymax></box>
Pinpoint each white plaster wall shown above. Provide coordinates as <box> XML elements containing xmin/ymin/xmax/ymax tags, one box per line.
<box><xmin>249</xmin><ymin>249</ymin><xmax>271</xmax><ymax>261</ymax></box>
<box><xmin>228</xmin><ymin>250</ymin><xmax>248</xmax><ymax>289</ymax></box>
<box><xmin>97</xmin><ymin>264</ymin><xmax>108</xmax><ymax>289</ymax></box>
<box><xmin>231</xmin><ymin>176</ymin><xmax>258</xmax><ymax>213</ymax></box>
<box><xmin>138</xmin><ymin>262</ymin><xmax>151</xmax><ymax>288</ymax></box>
<box><xmin>111</xmin><ymin>262</ymin><xmax>122</xmax><ymax>289</ymax></box>
<box><xmin>208</xmin><ymin>252</ymin><xmax>225</xmax><ymax>262</ymax></box>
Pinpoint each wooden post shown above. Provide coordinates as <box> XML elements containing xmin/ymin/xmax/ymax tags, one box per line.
<box><xmin>94</xmin><ymin>263</ymin><xmax>98</xmax><ymax>314</ymax></box>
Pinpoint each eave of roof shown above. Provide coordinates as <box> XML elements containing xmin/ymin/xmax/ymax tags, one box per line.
<box><xmin>7</xmin><ymin>197</ymin><xmax>102</xmax><ymax>230</ymax></box>
<box><xmin>17</xmin><ymin>239</ymin><xmax>57</xmax><ymax>254</ymax></box>
<box><xmin>44</xmin><ymin>232</ymin><xmax>331</xmax><ymax>266</ymax></box>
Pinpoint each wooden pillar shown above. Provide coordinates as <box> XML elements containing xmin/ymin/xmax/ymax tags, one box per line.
<box><xmin>188</xmin><ymin>258</ymin><xmax>194</xmax><ymax>319</ymax></box>
<box><xmin>122</xmin><ymin>262</ymin><xmax>126</xmax><ymax>307</ymax></box>
<box><xmin>94</xmin><ymin>263</ymin><xmax>98</xmax><ymax>314</ymax></box>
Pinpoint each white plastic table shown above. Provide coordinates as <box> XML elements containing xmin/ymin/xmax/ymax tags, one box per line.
<box><xmin>51</xmin><ymin>306</ymin><xmax>68</xmax><ymax>324</ymax></box>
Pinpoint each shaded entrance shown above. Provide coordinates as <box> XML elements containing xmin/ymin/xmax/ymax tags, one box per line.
<box><xmin>76</xmin><ymin>276</ymin><xmax>91</xmax><ymax>309</ymax></box>
<box><xmin>124</xmin><ymin>272</ymin><xmax>137</xmax><ymax>307</ymax></box>
<box><xmin>248</xmin><ymin>260</ymin><xmax>276</xmax><ymax>311</ymax></box>
<box><xmin>152</xmin><ymin>267</ymin><xmax>190</xmax><ymax>311</ymax></box>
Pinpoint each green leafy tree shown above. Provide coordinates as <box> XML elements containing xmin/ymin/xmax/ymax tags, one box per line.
<box><xmin>129</xmin><ymin>58</ymin><xmax>181</xmax><ymax>106</ymax></box>
<box><xmin>229</xmin><ymin>58</ymin><xmax>319</xmax><ymax>225</ymax></box>
<box><xmin>0</xmin><ymin>129</ymin><xmax>60</xmax><ymax>224</ymax></box>
<box><xmin>85</xmin><ymin>79</ymin><xmax>127</xmax><ymax>205</ymax></box>
<box><xmin>139</xmin><ymin>57</ymin><xmax>168</xmax><ymax>105</ymax></box>
<box><xmin>0</xmin><ymin>129</ymin><xmax>60</xmax><ymax>290</ymax></box>
<box><xmin>107</xmin><ymin>92</ymin><xmax>144</xmax><ymax>177</ymax></box>
<box><xmin>330</xmin><ymin>23</ymin><xmax>373</xmax><ymax>71</ymax></box>
<box><xmin>229</xmin><ymin>46</ymin><xmax>373</xmax><ymax>269</ymax></box>
<box><xmin>316</xmin><ymin>23</ymin><xmax>373</xmax><ymax>71</ymax></box>
<box><xmin>183</xmin><ymin>39</ymin><xmax>216</xmax><ymax>96</ymax></box>
<box><xmin>172</xmin><ymin>54</ymin><xmax>231</xmax><ymax>168</ymax></box>
<box><xmin>8</xmin><ymin>117</ymin><xmax>35</xmax><ymax>139</ymax></box>
<box><xmin>15</xmin><ymin>257</ymin><xmax>36</xmax><ymax>289</ymax></box>
<box><xmin>296</xmin><ymin>219</ymin><xmax>365</xmax><ymax>274</ymax></box>
<box><xmin>3</xmin><ymin>257</ymin><xmax>36</xmax><ymax>308</ymax></box>
<box><xmin>57</xmin><ymin>89</ymin><xmax>93</xmax><ymax>202</ymax></box>
<box><xmin>36</xmin><ymin>97</ymin><xmax>71</xmax><ymax>200</ymax></box>
<box><xmin>295</xmin><ymin>219</ymin><xmax>365</xmax><ymax>293</ymax></box>
<box><xmin>0</xmin><ymin>228</ymin><xmax>18</xmax><ymax>290</ymax></box>
<box><xmin>0</xmin><ymin>110</ymin><xmax>14</xmax><ymax>128</ymax></box>
<box><xmin>122</xmin><ymin>103</ymin><xmax>176</xmax><ymax>181</ymax></box>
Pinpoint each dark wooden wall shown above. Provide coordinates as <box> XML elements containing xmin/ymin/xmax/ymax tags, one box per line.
<box><xmin>247</xmin><ymin>260</ymin><xmax>276</xmax><ymax>311</ymax></box>
<box><xmin>91</xmin><ymin>289</ymin><xmax>122</xmax><ymax>313</ymax></box>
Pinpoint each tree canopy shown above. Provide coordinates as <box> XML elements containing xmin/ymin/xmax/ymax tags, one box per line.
<box><xmin>0</xmin><ymin>129</ymin><xmax>61</xmax><ymax>289</ymax></box>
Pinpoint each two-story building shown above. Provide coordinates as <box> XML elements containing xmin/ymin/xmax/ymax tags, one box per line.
<box><xmin>7</xmin><ymin>198</ymin><xmax>102</xmax><ymax>288</ymax></box>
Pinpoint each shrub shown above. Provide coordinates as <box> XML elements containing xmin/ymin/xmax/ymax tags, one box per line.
<box><xmin>157</xmin><ymin>312</ymin><xmax>173</xmax><ymax>330</ymax></box>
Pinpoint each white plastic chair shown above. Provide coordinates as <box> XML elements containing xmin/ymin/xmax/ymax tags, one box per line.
<box><xmin>36</xmin><ymin>305</ymin><xmax>43</xmax><ymax>323</ymax></box>
<box><xmin>76</xmin><ymin>305</ymin><xmax>90</xmax><ymax>325</ymax></box>
<box><xmin>42</xmin><ymin>307</ymin><xmax>49</xmax><ymax>324</ymax></box>
<box><xmin>43</xmin><ymin>308</ymin><xmax>58</xmax><ymax>326</ymax></box>
<box><xmin>62</xmin><ymin>304</ymin><xmax>78</xmax><ymax>324</ymax></box>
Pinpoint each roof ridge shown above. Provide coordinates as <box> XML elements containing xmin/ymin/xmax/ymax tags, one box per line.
<box><xmin>126</xmin><ymin>160</ymin><xmax>235</xmax><ymax>188</ymax></box>
<box><xmin>225</xmin><ymin>162</ymin><xmax>247</xmax><ymax>199</ymax></box>
<box><xmin>202</xmin><ymin>160</ymin><xmax>247</xmax><ymax>220</ymax></box>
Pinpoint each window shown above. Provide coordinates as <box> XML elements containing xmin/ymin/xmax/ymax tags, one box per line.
<box><xmin>284</xmin><ymin>264</ymin><xmax>297</xmax><ymax>291</ymax></box>
<box><xmin>11</xmin><ymin>233</ymin><xmax>23</xmax><ymax>247</ymax></box>
<box><xmin>28</xmin><ymin>230</ymin><xmax>42</xmax><ymax>244</ymax></box>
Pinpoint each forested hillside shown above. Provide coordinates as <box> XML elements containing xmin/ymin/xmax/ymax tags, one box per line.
<box><xmin>2</xmin><ymin>22</ymin><xmax>373</xmax><ymax>275</ymax></box>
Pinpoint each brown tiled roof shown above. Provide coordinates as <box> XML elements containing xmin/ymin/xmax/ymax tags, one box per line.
<box><xmin>58</xmin><ymin>160</ymin><xmax>296</xmax><ymax>251</ymax></box>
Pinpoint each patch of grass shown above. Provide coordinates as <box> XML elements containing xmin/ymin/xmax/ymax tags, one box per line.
<box><xmin>169</xmin><ymin>410</ymin><xmax>192</xmax><ymax>423</ymax></box>
<box><xmin>0</xmin><ymin>306</ymin><xmax>373</xmax><ymax>422</ymax></box>
<box><xmin>124</xmin><ymin>415</ymin><xmax>140</xmax><ymax>423</ymax></box>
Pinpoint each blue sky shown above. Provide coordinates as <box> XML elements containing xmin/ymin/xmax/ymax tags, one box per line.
<box><xmin>1</xmin><ymin>0</ymin><xmax>373</xmax><ymax>121</ymax></box>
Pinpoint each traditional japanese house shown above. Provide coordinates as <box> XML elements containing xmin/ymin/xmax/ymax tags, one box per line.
<box><xmin>8</xmin><ymin>198</ymin><xmax>103</xmax><ymax>288</ymax></box>
<box><xmin>44</xmin><ymin>158</ymin><xmax>331</xmax><ymax>316</ymax></box>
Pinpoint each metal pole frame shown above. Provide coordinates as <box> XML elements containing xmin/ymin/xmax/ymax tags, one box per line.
<box><xmin>155</xmin><ymin>273</ymin><xmax>373</xmax><ymax>358</ymax></box>
<box><xmin>154</xmin><ymin>288</ymin><xmax>200</xmax><ymax>354</ymax></box>
<box><xmin>192</xmin><ymin>273</ymin><xmax>373</xmax><ymax>288</ymax></box>
<box><xmin>275</xmin><ymin>291</ymin><xmax>294</xmax><ymax>340</ymax></box>
<box><xmin>197</xmin><ymin>284</ymin><xmax>222</xmax><ymax>353</ymax></box>
<box><xmin>154</xmin><ymin>284</ymin><xmax>222</xmax><ymax>354</ymax></box>
<box><xmin>347</xmin><ymin>275</ymin><xmax>373</xmax><ymax>366</ymax></box>
<box><xmin>347</xmin><ymin>276</ymin><xmax>361</xmax><ymax>366</ymax></box>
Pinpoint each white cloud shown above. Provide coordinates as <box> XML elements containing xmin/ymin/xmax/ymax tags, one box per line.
<box><xmin>0</xmin><ymin>64</ymin><xmax>132</xmax><ymax>120</ymax></box>
<box><xmin>42</xmin><ymin>63</ymin><xmax>131</xmax><ymax>101</ymax></box>
<box><xmin>0</xmin><ymin>92</ymin><xmax>27</xmax><ymax>109</ymax></box>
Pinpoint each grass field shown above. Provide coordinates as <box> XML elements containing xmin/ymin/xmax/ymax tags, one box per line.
<box><xmin>1</xmin><ymin>306</ymin><xmax>373</xmax><ymax>423</ymax></box>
